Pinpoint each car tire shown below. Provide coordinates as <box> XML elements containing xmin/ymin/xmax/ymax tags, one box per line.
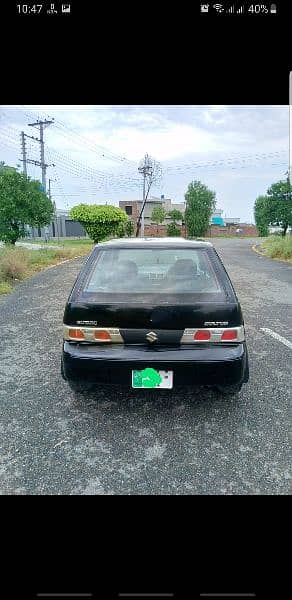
<box><xmin>216</xmin><ymin>382</ymin><xmax>243</xmax><ymax>396</ymax></box>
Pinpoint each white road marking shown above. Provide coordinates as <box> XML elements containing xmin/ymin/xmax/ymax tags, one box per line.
<box><xmin>261</xmin><ymin>327</ymin><xmax>292</xmax><ymax>350</ymax></box>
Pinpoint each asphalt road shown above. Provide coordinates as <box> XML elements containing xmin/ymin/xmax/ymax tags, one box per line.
<box><xmin>0</xmin><ymin>238</ymin><xmax>291</xmax><ymax>495</ymax></box>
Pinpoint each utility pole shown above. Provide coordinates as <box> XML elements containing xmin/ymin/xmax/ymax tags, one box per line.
<box><xmin>48</xmin><ymin>178</ymin><xmax>60</xmax><ymax>242</ymax></box>
<box><xmin>138</xmin><ymin>153</ymin><xmax>153</xmax><ymax>237</ymax></box>
<box><xmin>20</xmin><ymin>132</ymin><xmax>27</xmax><ymax>176</ymax></box>
<box><xmin>28</xmin><ymin>119</ymin><xmax>53</xmax><ymax>193</ymax></box>
<box><xmin>141</xmin><ymin>160</ymin><xmax>146</xmax><ymax>236</ymax></box>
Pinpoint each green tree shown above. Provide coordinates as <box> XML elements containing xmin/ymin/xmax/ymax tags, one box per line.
<box><xmin>69</xmin><ymin>204</ymin><xmax>128</xmax><ymax>243</ymax></box>
<box><xmin>254</xmin><ymin>195</ymin><xmax>270</xmax><ymax>236</ymax></box>
<box><xmin>116</xmin><ymin>222</ymin><xmax>126</xmax><ymax>237</ymax></box>
<box><xmin>0</xmin><ymin>163</ymin><xmax>54</xmax><ymax>244</ymax></box>
<box><xmin>184</xmin><ymin>180</ymin><xmax>216</xmax><ymax>237</ymax></box>
<box><xmin>168</xmin><ymin>209</ymin><xmax>183</xmax><ymax>223</ymax></box>
<box><xmin>116</xmin><ymin>219</ymin><xmax>134</xmax><ymax>238</ymax></box>
<box><xmin>151</xmin><ymin>206</ymin><xmax>167</xmax><ymax>233</ymax></box>
<box><xmin>124</xmin><ymin>219</ymin><xmax>134</xmax><ymax>237</ymax></box>
<box><xmin>266</xmin><ymin>178</ymin><xmax>292</xmax><ymax>236</ymax></box>
<box><xmin>167</xmin><ymin>222</ymin><xmax>181</xmax><ymax>237</ymax></box>
<box><xmin>167</xmin><ymin>209</ymin><xmax>183</xmax><ymax>237</ymax></box>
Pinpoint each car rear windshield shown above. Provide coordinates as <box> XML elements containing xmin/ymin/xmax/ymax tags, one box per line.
<box><xmin>76</xmin><ymin>247</ymin><xmax>226</xmax><ymax>301</ymax></box>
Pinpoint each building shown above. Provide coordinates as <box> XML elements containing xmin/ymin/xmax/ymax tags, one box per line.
<box><xmin>120</xmin><ymin>198</ymin><xmax>239</xmax><ymax>229</ymax></box>
<box><xmin>225</xmin><ymin>217</ymin><xmax>240</xmax><ymax>225</ymax></box>
<box><xmin>210</xmin><ymin>208</ymin><xmax>224</xmax><ymax>226</ymax></box>
<box><xmin>26</xmin><ymin>209</ymin><xmax>88</xmax><ymax>239</ymax></box>
<box><xmin>120</xmin><ymin>197</ymin><xmax>259</xmax><ymax>237</ymax></box>
<box><xmin>210</xmin><ymin>210</ymin><xmax>240</xmax><ymax>226</ymax></box>
<box><xmin>119</xmin><ymin>196</ymin><xmax>185</xmax><ymax>228</ymax></box>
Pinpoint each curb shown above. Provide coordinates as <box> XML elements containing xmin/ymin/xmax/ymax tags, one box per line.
<box><xmin>252</xmin><ymin>244</ymin><xmax>292</xmax><ymax>264</ymax></box>
<box><xmin>252</xmin><ymin>244</ymin><xmax>266</xmax><ymax>257</ymax></box>
<box><xmin>43</xmin><ymin>254</ymin><xmax>85</xmax><ymax>270</ymax></box>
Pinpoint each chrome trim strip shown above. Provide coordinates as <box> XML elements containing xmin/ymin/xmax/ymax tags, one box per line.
<box><xmin>180</xmin><ymin>326</ymin><xmax>245</xmax><ymax>343</ymax></box>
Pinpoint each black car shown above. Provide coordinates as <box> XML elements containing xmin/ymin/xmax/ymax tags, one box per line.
<box><xmin>61</xmin><ymin>237</ymin><xmax>249</xmax><ymax>396</ymax></box>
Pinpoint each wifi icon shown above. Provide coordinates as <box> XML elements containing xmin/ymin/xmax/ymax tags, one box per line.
<box><xmin>213</xmin><ymin>3</ymin><xmax>224</xmax><ymax>11</ymax></box>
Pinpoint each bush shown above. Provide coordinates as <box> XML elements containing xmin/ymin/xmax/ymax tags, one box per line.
<box><xmin>261</xmin><ymin>235</ymin><xmax>292</xmax><ymax>261</ymax></box>
<box><xmin>0</xmin><ymin>247</ymin><xmax>28</xmax><ymax>280</ymax></box>
<box><xmin>0</xmin><ymin>243</ymin><xmax>93</xmax><ymax>296</ymax></box>
<box><xmin>124</xmin><ymin>219</ymin><xmax>134</xmax><ymax>237</ymax></box>
<box><xmin>167</xmin><ymin>223</ymin><xmax>181</xmax><ymax>236</ymax></box>
<box><xmin>69</xmin><ymin>204</ymin><xmax>128</xmax><ymax>243</ymax></box>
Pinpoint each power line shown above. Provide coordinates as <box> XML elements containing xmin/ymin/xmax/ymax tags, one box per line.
<box><xmin>1</xmin><ymin>129</ymin><xmax>286</xmax><ymax>183</ymax></box>
<box><xmin>20</xmin><ymin>106</ymin><xmax>137</xmax><ymax>168</ymax></box>
<box><xmin>0</xmin><ymin>117</ymin><xmax>138</xmax><ymax>190</ymax></box>
<box><xmin>163</xmin><ymin>150</ymin><xmax>287</xmax><ymax>173</ymax></box>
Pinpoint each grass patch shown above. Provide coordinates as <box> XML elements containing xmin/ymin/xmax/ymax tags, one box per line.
<box><xmin>54</xmin><ymin>238</ymin><xmax>94</xmax><ymax>246</ymax></box>
<box><xmin>0</xmin><ymin>242</ymin><xmax>93</xmax><ymax>295</ymax></box>
<box><xmin>0</xmin><ymin>281</ymin><xmax>13</xmax><ymax>295</ymax></box>
<box><xmin>261</xmin><ymin>235</ymin><xmax>292</xmax><ymax>262</ymax></box>
<box><xmin>20</xmin><ymin>237</ymin><xmax>94</xmax><ymax>247</ymax></box>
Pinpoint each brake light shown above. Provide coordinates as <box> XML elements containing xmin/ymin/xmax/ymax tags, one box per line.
<box><xmin>94</xmin><ymin>330</ymin><xmax>112</xmax><ymax>341</ymax></box>
<box><xmin>68</xmin><ymin>328</ymin><xmax>85</xmax><ymax>340</ymax></box>
<box><xmin>221</xmin><ymin>329</ymin><xmax>238</xmax><ymax>341</ymax></box>
<box><xmin>180</xmin><ymin>326</ymin><xmax>245</xmax><ymax>343</ymax></box>
<box><xmin>194</xmin><ymin>330</ymin><xmax>211</xmax><ymax>341</ymax></box>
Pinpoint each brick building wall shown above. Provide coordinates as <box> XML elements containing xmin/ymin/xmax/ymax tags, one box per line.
<box><xmin>119</xmin><ymin>200</ymin><xmax>140</xmax><ymax>223</ymax></box>
<box><xmin>208</xmin><ymin>224</ymin><xmax>258</xmax><ymax>236</ymax></box>
<box><xmin>119</xmin><ymin>201</ymin><xmax>258</xmax><ymax>237</ymax></box>
<box><xmin>144</xmin><ymin>224</ymin><xmax>187</xmax><ymax>237</ymax></box>
<box><xmin>143</xmin><ymin>223</ymin><xmax>257</xmax><ymax>237</ymax></box>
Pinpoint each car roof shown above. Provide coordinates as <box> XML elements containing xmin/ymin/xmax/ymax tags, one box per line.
<box><xmin>95</xmin><ymin>237</ymin><xmax>213</xmax><ymax>249</ymax></box>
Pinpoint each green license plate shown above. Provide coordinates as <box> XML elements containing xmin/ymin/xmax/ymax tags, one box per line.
<box><xmin>132</xmin><ymin>368</ymin><xmax>173</xmax><ymax>389</ymax></box>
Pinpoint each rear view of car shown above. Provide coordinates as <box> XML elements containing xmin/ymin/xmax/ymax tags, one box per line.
<box><xmin>61</xmin><ymin>238</ymin><xmax>249</xmax><ymax>396</ymax></box>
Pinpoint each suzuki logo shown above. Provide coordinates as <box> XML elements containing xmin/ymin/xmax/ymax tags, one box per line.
<box><xmin>146</xmin><ymin>331</ymin><xmax>158</xmax><ymax>343</ymax></box>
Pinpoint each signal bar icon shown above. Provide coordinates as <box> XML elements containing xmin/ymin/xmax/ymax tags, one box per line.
<box><xmin>237</xmin><ymin>5</ymin><xmax>244</xmax><ymax>13</ymax></box>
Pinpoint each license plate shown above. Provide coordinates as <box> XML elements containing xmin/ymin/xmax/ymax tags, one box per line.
<box><xmin>132</xmin><ymin>368</ymin><xmax>173</xmax><ymax>389</ymax></box>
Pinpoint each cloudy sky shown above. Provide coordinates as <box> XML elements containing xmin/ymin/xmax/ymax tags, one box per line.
<box><xmin>0</xmin><ymin>105</ymin><xmax>289</xmax><ymax>223</ymax></box>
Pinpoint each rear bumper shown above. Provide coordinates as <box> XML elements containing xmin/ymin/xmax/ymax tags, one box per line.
<box><xmin>62</xmin><ymin>341</ymin><xmax>249</xmax><ymax>387</ymax></box>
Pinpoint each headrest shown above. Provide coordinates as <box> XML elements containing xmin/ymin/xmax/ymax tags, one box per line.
<box><xmin>115</xmin><ymin>260</ymin><xmax>138</xmax><ymax>277</ymax></box>
<box><xmin>167</xmin><ymin>259</ymin><xmax>198</xmax><ymax>278</ymax></box>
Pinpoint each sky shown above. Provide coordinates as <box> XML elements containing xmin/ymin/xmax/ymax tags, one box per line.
<box><xmin>0</xmin><ymin>105</ymin><xmax>289</xmax><ymax>223</ymax></box>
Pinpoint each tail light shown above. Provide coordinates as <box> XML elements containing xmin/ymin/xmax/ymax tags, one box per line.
<box><xmin>68</xmin><ymin>328</ymin><xmax>85</xmax><ymax>340</ymax></box>
<box><xmin>194</xmin><ymin>330</ymin><xmax>211</xmax><ymax>341</ymax></box>
<box><xmin>94</xmin><ymin>330</ymin><xmax>112</xmax><ymax>341</ymax></box>
<box><xmin>221</xmin><ymin>329</ymin><xmax>238</xmax><ymax>341</ymax></box>
<box><xmin>181</xmin><ymin>326</ymin><xmax>245</xmax><ymax>344</ymax></box>
<box><xmin>63</xmin><ymin>325</ymin><xmax>123</xmax><ymax>343</ymax></box>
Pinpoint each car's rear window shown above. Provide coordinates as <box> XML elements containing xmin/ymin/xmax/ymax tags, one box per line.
<box><xmin>79</xmin><ymin>248</ymin><xmax>224</xmax><ymax>298</ymax></box>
